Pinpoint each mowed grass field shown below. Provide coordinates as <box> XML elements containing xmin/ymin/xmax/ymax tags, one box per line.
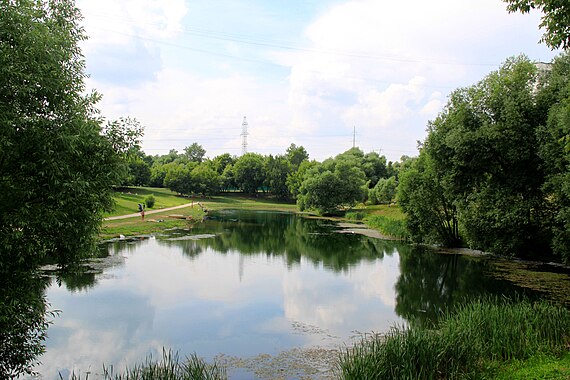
<box><xmin>103</xmin><ymin>187</ymin><xmax>192</xmax><ymax>217</ymax></box>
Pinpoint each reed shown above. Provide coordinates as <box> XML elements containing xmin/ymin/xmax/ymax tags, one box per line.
<box><xmin>364</xmin><ymin>215</ymin><xmax>409</xmax><ymax>239</ymax></box>
<box><xmin>65</xmin><ymin>349</ymin><xmax>226</xmax><ymax>380</ymax></box>
<box><xmin>338</xmin><ymin>298</ymin><xmax>570</xmax><ymax>380</ymax></box>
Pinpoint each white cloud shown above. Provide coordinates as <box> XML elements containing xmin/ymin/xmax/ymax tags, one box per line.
<box><xmin>76</xmin><ymin>0</ymin><xmax>558</xmax><ymax>162</ymax></box>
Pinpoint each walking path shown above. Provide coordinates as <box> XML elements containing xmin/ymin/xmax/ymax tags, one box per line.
<box><xmin>104</xmin><ymin>203</ymin><xmax>196</xmax><ymax>221</ymax></box>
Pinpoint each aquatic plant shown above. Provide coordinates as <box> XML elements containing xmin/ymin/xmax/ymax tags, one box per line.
<box><xmin>65</xmin><ymin>349</ymin><xmax>226</xmax><ymax>380</ymax></box>
<box><xmin>338</xmin><ymin>298</ymin><xmax>570</xmax><ymax>379</ymax></box>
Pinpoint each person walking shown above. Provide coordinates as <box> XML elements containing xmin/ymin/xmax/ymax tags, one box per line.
<box><xmin>138</xmin><ymin>203</ymin><xmax>145</xmax><ymax>221</ymax></box>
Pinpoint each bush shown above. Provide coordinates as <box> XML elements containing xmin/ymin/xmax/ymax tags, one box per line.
<box><xmin>145</xmin><ymin>195</ymin><xmax>156</xmax><ymax>209</ymax></box>
<box><xmin>345</xmin><ymin>211</ymin><xmax>365</xmax><ymax>221</ymax></box>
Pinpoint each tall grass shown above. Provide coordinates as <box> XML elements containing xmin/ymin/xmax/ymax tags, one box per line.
<box><xmin>338</xmin><ymin>298</ymin><xmax>570</xmax><ymax>380</ymax></box>
<box><xmin>66</xmin><ymin>349</ymin><xmax>226</xmax><ymax>380</ymax></box>
<box><xmin>365</xmin><ymin>215</ymin><xmax>408</xmax><ymax>239</ymax></box>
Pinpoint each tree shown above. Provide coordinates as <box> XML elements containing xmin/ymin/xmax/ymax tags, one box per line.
<box><xmin>127</xmin><ymin>155</ymin><xmax>151</xmax><ymax>186</ymax></box>
<box><xmin>163</xmin><ymin>162</ymin><xmax>195</xmax><ymax>195</ymax></box>
<box><xmin>265</xmin><ymin>155</ymin><xmax>292</xmax><ymax>199</ymax></box>
<box><xmin>371</xmin><ymin>176</ymin><xmax>397</xmax><ymax>204</ymax></box>
<box><xmin>184</xmin><ymin>142</ymin><xmax>206</xmax><ymax>163</ymax></box>
<box><xmin>287</xmin><ymin>160</ymin><xmax>317</xmax><ymax>200</ymax></box>
<box><xmin>400</xmin><ymin>55</ymin><xmax>553</xmax><ymax>256</ymax></box>
<box><xmin>212</xmin><ymin>153</ymin><xmax>235</xmax><ymax>174</ymax></box>
<box><xmin>362</xmin><ymin>151</ymin><xmax>388</xmax><ymax>188</ymax></box>
<box><xmin>101</xmin><ymin>117</ymin><xmax>145</xmax><ymax>185</ymax></box>
<box><xmin>397</xmin><ymin>155</ymin><xmax>460</xmax><ymax>246</ymax></box>
<box><xmin>536</xmin><ymin>53</ymin><xmax>570</xmax><ymax>262</ymax></box>
<box><xmin>190</xmin><ymin>162</ymin><xmax>220</xmax><ymax>196</ymax></box>
<box><xmin>504</xmin><ymin>0</ymin><xmax>570</xmax><ymax>49</ymax></box>
<box><xmin>0</xmin><ymin>0</ymin><xmax>121</xmax><ymax>269</ymax></box>
<box><xmin>297</xmin><ymin>151</ymin><xmax>367</xmax><ymax>214</ymax></box>
<box><xmin>286</xmin><ymin>143</ymin><xmax>309</xmax><ymax>170</ymax></box>
<box><xmin>233</xmin><ymin>153</ymin><xmax>266</xmax><ymax>194</ymax></box>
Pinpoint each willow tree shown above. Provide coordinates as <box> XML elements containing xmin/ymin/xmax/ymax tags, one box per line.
<box><xmin>0</xmin><ymin>0</ymin><xmax>120</xmax><ymax>270</ymax></box>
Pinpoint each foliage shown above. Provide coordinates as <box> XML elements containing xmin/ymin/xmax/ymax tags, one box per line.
<box><xmin>369</xmin><ymin>176</ymin><xmax>397</xmax><ymax>205</ymax></box>
<box><xmin>190</xmin><ymin>163</ymin><xmax>220</xmax><ymax>196</ymax></box>
<box><xmin>297</xmin><ymin>151</ymin><xmax>367</xmax><ymax>214</ymax></box>
<box><xmin>102</xmin><ymin>117</ymin><xmax>144</xmax><ymax>157</ymax></box>
<box><xmin>338</xmin><ymin>298</ymin><xmax>570</xmax><ymax>380</ymax></box>
<box><xmin>0</xmin><ymin>273</ymin><xmax>51</xmax><ymax>379</ymax></box>
<box><xmin>0</xmin><ymin>0</ymin><xmax>121</xmax><ymax>269</ymax></box>
<box><xmin>504</xmin><ymin>0</ymin><xmax>570</xmax><ymax>49</ymax></box>
<box><xmin>164</xmin><ymin>163</ymin><xmax>194</xmax><ymax>195</ymax></box>
<box><xmin>212</xmin><ymin>153</ymin><xmax>235</xmax><ymax>175</ymax></box>
<box><xmin>398</xmin><ymin>55</ymin><xmax>570</xmax><ymax>258</ymax></box>
<box><xmin>286</xmin><ymin>160</ymin><xmax>316</xmax><ymax>200</ymax></box>
<box><xmin>362</xmin><ymin>151</ymin><xmax>388</xmax><ymax>188</ymax></box>
<box><xmin>127</xmin><ymin>155</ymin><xmax>151</xmax><ymax>186</ymax></box>
<box><xmin>264</xmin><ymin>155</ymin><xmax>292</xmax><ymax>199</ymax></box>
<box><xmin>285</xmin><ymin>143</ymin><xmax>309</xmax><ymax>170</ymax></box>
<box><xmin>397</xmin><ymin>155</ymin><xmax>460</xmax><ymax>246</ymax></box>
<box><xmin>183</xmin><ymin>142</ymin><xmax>206</xmax><ymax>164</ymax></box>
<box><xmin>232</xmin><ymin>153</ymin><xmax>265</xmax><ymax>194</ymax></box>
<box><xmin>144</xmin><ymin>195</ymin><xmax>155</xmax><ymax>208</ymax></box>
<box><xmin>537</xmin><ymin>53</ymin><xmax>570</xmax><ymax>262</ymax></box>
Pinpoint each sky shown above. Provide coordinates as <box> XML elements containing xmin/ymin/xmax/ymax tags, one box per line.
<box><xmin>76</xmin><ymin>0</ymin><xmax>561</xmax><ymax>163</ymax></box>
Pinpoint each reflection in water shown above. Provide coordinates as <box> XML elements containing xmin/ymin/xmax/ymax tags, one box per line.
<box><xmin>0</xmin><ymin>273</ymin><xmax>50</xmax><ymax>379</ymax></box>
<box><xmin>20</xmin><ymin>210</ymin><xmax>555</xmax><ymax>379</ymax></box>
<box><xmin>395</xmin><ymin>246</ymin><xmax>538</xmax><ymax>326</ymax></box>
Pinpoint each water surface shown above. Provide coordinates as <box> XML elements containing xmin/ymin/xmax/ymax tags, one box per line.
<box><xmin>33</xmin><ymin>210</ymin><xmax>548</xmax><ymax>379</ymax></box>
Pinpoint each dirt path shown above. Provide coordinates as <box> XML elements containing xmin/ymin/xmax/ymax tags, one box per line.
<box><xmin>104</xmin><ymin>203</ymin><xmax>196</xmax><ymax>221</ymax></box>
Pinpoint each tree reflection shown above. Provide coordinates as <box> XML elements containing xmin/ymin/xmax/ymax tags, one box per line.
<box><xmin>395</xmin><ymin>246</ymin><xmax>533</xmax><ymax>326</ymax></box>
<box><xmin>0</xmin><ymin>272</ymin><xmax>51</xmax><ymax>379</ymax></box>
<box><xmin>155</xmin><ymin>211</ymin><xmax>400</xmax><ymax>273</ymax></box>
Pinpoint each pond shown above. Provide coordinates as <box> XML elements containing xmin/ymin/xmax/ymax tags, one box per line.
<box><xmin>21</xmin><ymin>210</ymin><xmax>570</xmax><ymax>379</ymax></box>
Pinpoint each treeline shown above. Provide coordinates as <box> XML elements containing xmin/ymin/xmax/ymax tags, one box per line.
<box><xmin>397</xmin><ymin>54</ymin><xmax>570</xmax><ymax>263</ymax></box>
<box><xmin>121</xmin><ymin>142</ymin><xmax>408</xmax><ymax>214</ymax></box>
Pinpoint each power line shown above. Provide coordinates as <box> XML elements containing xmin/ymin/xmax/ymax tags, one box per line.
<box><xmin>83</xmin><ymin>11</ymin><xmax>499</xmax><ymax>68</ymax></box>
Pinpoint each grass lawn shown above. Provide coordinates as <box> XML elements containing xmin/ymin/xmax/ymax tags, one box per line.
<box><xmin>101</xmin><ymin>205</ymin><xmax>205</xmax><ymax>238</ymax></box>
<box><xmin>201</xmin><ymin>194</ymin><xmax>297</xmax><ymax>212</ymax></box>
<box><xmin>104</xmin><ymin>187</ymin><xmax>192</xmax><ymax>217</ymax></box>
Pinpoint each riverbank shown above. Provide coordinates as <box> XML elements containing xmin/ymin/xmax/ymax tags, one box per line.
<box><xmin>102</xmin><ymin>187</ymin><xmax>409</xmax><ymax>240</ymax></box>
<box><xmin>100</xmin><ymin>188</ymin><xmax>299</xmax><ymax>239</ymax></box>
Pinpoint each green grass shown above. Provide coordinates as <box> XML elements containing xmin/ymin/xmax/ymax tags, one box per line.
<box><xmin>104</xmin><ymin>187</ymin><xmax>191</xmax><ymax>217</ymax></box>
<box><xmin>201</xmin><ymin>193</ymin><xmax>297</xmax><ymax>212</ymax></box>
<box><xmin>338</xmin><ymin>298</ymin><xmax>570</xmax><ymax>380</ymax></box>
<box><xmin>484</xmin><ymin>352</ymin><xmax>570</xmax><ymax>380</ymax></box>
<box><xmin>66</xmin><ymin>349</ymin><xmax>226</xmax><ymax>380</ymax></box>
<box><xmin>101</xmin><ymin>206</ymin><xmax>205</xmax><ymax>238</ymax></box>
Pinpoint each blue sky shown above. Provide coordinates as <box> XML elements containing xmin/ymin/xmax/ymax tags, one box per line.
<box><xmin>77</xmin><ymin>0</ymin><xmax>560</xmax><ymax>162</ymax></box>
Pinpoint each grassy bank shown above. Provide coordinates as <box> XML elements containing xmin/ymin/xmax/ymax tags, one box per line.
<box><xmin>102</xmin><ymin>187</ymin><xmax>407</xmax><ymax>239</ymax></box>
<box><xmin>101</xmin><ymin>188</ymin><xmax>297</xmax><ymax>238</ymax></box>
<box><xmin>104</xmin><ymin>187</ymin><xmax>192</xmax><ymax>218</ymax></box>
<box><xmin>338</xmin><ymin>298</ymin><xmax>570</xmax><ymax>380</ymax></box>
<box><xmin>346</xmin><ymin>204</ymin><xmax>409</xmax><ymax>240</ymax></box>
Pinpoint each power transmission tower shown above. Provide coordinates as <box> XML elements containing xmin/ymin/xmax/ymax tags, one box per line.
<box><xmin>352</xmin><ymin>126</ymin><xmax>356</xmax><ymax>148</ymax></box>
<box><xmin>241</xmin><ymin>116</ymin><xmax>249</xmax><ymax>155</ymax></box>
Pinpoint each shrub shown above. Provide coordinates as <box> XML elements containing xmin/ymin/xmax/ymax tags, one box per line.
<box><xmin>145</xmin><ymin>195</ymin><xmax>156</xmax><ymax>209</ymax></box>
